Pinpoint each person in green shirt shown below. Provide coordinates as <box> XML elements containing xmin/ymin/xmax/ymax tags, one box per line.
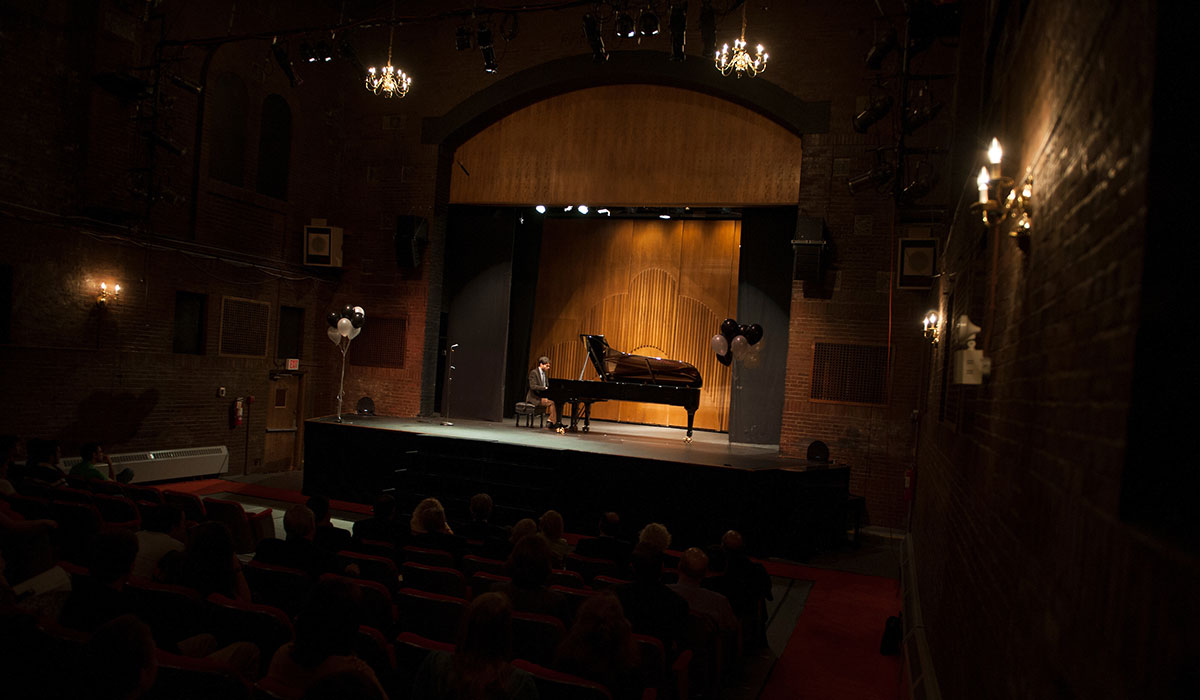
<box><xmin>71</xmin><ymin>443</ymin><xmax>134</xmax><ymax>483</ymax></box>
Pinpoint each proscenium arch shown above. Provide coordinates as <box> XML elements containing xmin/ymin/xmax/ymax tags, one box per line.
<box><xmin>422</xmin><ymin>51</ymin><xmax>831</xmax><ymax>149</ymax></box>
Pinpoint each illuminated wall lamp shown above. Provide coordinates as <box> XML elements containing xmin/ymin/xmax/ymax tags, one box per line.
<box><xmin>922</xmin><ymin>310</ymin><xmax>940</xmax><ymax>344</ymax></box>
<box><xmin>969</xmin><ymin>138</ymin><xmax>1035</xmax><ymax>240</ymax></box>
<box><xmin>97</xmin><ymin>282</ymin><xmax>121</xmax><ymax>307</ymax></box>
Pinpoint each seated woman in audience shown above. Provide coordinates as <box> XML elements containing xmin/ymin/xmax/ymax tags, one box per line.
<box><xmin>555</xmin><ymin>592</ymin><xmax>643</xmax><ymax>700</ymax></box>
<box><xmin>167</xmin><ymin>521</ymin><xmax>250</xmax><ymax>602</ymax></box>
<box><xmin>538</xmin><ymin>509</ymin><xmax>570</xmax><ymax>568</ymax></box>
<box><xmin>265</xmin><ymin>577</ymin><xmax>387</xmax><ymax>699</ymax></box>
<box><xmin>491</xmin><ymin>533</ymin><xmax>569</xmax><ymax>622</ymax></box>
<box><xmin>411</xmin><ymin>592</ymin><xmax>536</xmax><ymax>700</ymax></box>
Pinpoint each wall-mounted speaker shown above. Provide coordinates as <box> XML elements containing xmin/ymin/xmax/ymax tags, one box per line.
<box><xmin>304</xmin><ymin>223</ymin><xmax>343</xmax><ymax>267</ymax></box>
<box><xmin>792</xmin><ymin>215</ymin><xmax>827</xmax><ymax>281</ymax></box>
<box><xmin>395</xmin><ymin>215</ymin><xmax>428</xmax><ymax>269</ymax></box>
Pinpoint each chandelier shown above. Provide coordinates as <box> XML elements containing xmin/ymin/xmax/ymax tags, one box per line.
<box><xmin>365</xmin><ymin>1</ymin><xmax>411</xmax><ymax>98</ymax></box>
<box><xmin>715</xmin><ymin>2</ymin><xmax>768</xmax><ymax>77</ymax></box>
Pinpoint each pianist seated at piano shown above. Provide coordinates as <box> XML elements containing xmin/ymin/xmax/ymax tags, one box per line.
<box><xmin>527</xmin><ymin>355</ymin><xmax>560</xmax><ymax>429</ymax></box>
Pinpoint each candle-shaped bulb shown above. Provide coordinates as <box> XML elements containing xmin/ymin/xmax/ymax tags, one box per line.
<box><xmin>988</xmin><ymin>138</ymin><xmax>1002</xmax><ymax>164</ymax></box>
<box><xmin>977</xmin><ymin>166</ymin><xmax>991</xmax><ymax>204</ymax></box>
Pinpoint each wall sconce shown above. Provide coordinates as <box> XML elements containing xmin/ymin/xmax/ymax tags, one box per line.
<box><xmin>969</xmin><ymin>138</ymin><xmax>1035</xmax><ymax>239</ymax></box>
<box><xmin>97</xmin><ymin>282</ymin><xmax>121</xmax><ymax>307</ymax></box>
<box><xmin>922</xmin><ymin>310</ymin><xmax>940</xmax><ymax>344</ymax></box>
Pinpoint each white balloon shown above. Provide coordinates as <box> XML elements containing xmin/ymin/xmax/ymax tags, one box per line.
<box><xmin>710</xmin><ymin>334</ymin><xmax>728</xmax><ymax>357</ymax></box>
<box><xmin>349</xmin><ymin>326</ymin><xmax>362</xmax><ymax>340</ymax></box>
<box><xmin>326</xmin><ymin>327</ymin><xmax>341</xmax><ymax>345</ymax></box>
<box><xmin>731</xmin><ymin>334</ymin><xmax>749</xmax><ymax>357</ymax></box>
<box><xmin>337</xmin><ymin>317</ymin><xmax>353</xmax><ymax>337</ymax></box>
<box><xmin>353</xmin><ymin>306</ymin><xmax>365</xmax><ymax>317</ymax></box>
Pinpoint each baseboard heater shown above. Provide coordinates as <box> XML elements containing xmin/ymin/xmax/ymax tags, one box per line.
<box><xmin>60</xmin><ymin>446</ymin><xmax>229</xmax><ymax>484</ymax></box>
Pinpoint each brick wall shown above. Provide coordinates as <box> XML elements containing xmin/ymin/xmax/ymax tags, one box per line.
<box><xmin>911</xmin><ymin>2</ymin><xmax>1198</xmax><ymax>698</ymax></box>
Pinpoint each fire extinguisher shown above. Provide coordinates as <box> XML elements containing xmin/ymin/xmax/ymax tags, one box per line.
<box><xmin>231</xmin><ymin>397</ymin><xmax>244</xmax><ymax>428</ymax></box>
<box><xmin>904</xmin><ymin>467</ymin><xmax>915</xmax><ymax>501</ymax></box>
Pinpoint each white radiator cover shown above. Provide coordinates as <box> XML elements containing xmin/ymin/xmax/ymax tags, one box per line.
<box><xmin>60</xmin><ymin>446</ymin><xmax>229</xmax><ymax>484</ymax></box>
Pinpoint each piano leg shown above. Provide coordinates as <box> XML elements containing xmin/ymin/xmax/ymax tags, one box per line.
<box><xmin>685</xmin><ymin>410</ymin><xmax>695</xmax><ymax>442</ymax></box>
<box><xmin>567</xmin><ymin>401</ymin><xmax>581</xmax><ymax>432</ymax></box>
<box><xmin>581</xmin><ymin>402</ymin><xmax>592</xmax><ymax>432</ymax></box>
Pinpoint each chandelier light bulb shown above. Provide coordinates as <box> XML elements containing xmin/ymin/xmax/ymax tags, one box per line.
<box><xmin>977</xmin><ymin>167</ymin><xmax>990</xmax><ymax>204</ymax></box>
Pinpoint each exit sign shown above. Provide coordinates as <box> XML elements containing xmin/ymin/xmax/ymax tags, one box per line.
<box><xmin>285</xmin><ymin>358</ymin><xmax>300</xmax><ymax>370</ymax></box>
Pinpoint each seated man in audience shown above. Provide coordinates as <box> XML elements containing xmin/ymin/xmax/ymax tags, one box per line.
<box><xmin>352</xmin><ymin>493</ymin><xmax>408</xmax><ymax>547</ymax></box>
<box><xmin>616</xmin><ymin>543</ymin><xmax>689</xmax><ymax>652</ymax></box>
<box><xmin>538</xmin><ymin>509</ymin><xmax>570</xmax><ymax>568</ymax></box>
<box><xmin>21</xmin><ymin>438</ymin><xmax>67</xmax><ymax>485</ymax></box>
<box><xmin>490</xmin><ymin>533</ymin><xmax>569</xmax><ymax>622</ymax></box>
<box><xmin>71</xmin><ymin>442</ymin><xmax>134</xmax><ymax>483</ymax></box>
<box><xmin>670</xmin><ymin>546</ymin><xmax>741</xmax><ymax>664</ymax></box>
<box><xmin>255</xmin><ymin>504</ymin><xmax>340</xmax><ymax>578</ymax></box>
<box><xmin>458</xmin><ymin>492</ymin><xmax>508</xmax><ymax>542</ymax></box>
<box><xmin>704</xmin><ymin>529</ymin><xmax>773</xmax><ymax>649</ymax></box>
<box><xmin>132</xmin><ymin>504</ymin><xmax>186</xmax><ymax>580</ymax></box>
<box><xmin>573</xmin><ymin>511</ymin><xmax>633</xmax><ymax>567</ymax></box>
<box><xmin>637</xmin><ymin>522</ymin><xmax>672</xmax><ymax>556</ymax></box>
<box><xmin>88</xmin><ymin>615</ymin><xmax>159</xmax><ymax>700</ymax></box>
<box><xmin>307</xmin><ymin>495</ymin><xmax>353</xmax><ymax>553</ymax></box>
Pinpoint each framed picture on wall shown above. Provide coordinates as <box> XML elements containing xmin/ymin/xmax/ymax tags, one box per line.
<box><xmin>897</xmin><ymin>238</ymin><xmax>937</xmax><ymax>289</ymax></box>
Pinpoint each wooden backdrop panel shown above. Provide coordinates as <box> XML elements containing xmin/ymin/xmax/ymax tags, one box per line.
<box><xmin>450</xmin><ymin>85</ymin><xmax>803</xmax><ymax>206</ymax></box>
<box><xmin>530</xmin><ymin>218</ymin><xmax>739</xmax><ymax>432</ymax></box>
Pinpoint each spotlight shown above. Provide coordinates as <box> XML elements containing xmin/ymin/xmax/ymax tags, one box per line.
<box><xmin>659</xmin><ymin>213</ymin><xmax>671</xmax><ymax>219</ymax></box>
<box><xmin>901</xmin><ymin>170</ymin><xmax>935</xmax><ymax>203</ymax></box>
<box><xmin>669</xmin><ymin>3</ymin><xmax>687</xmax><ymax>61</ymax></box>
<box><xmin>315</xmin><ymin>40</ymin><xmax>333</xmax><ymax>62</ymax></box>
<box><xmin>864</xmin><ymin>27</ymin><xmax>896</xmax><ymax>70</ymax></box>
<box><xmin>563</xmin><ymin>206</ymin><xmax>574</xmax><ymax>212</ymax></box>
<box><xmin>699</xmin><ymin>0</ymin><xmax>716</xmax><ymax>58</ymax></box>
<box><xmin>583</xmin><ymin>14</ymin><xmax>608</xmax><ymax>62</ymax></box>
<box><xmin>616</xmin><ymin>11</ymin><xmax>636</xmax><ymax>38</ymax></box>
<box><xmin>639</xmin><ymin>8</ymin><xmax>660</xmax><ymax>37</ymax></box>
<box><xmin>577</xmin><ymin>205</ymin><xmax>589</xmax><ymax>214</ymax></box>
<box><xmin>597</xmin><ymin>208</ymin><xmax>610</xmax><ymax>216</ymax></box>
<box><xmin>149</xmin><ymin>132</ymin><xmax>186</xmax><ymax>156</ymax></box>
<box><xmin>300</xmin><ymin>39</ymin><xmax>317</xmax><ymax>63</ymax></box>
<box><xmin>455</xmin><ymin>24</ymin><xmax>473</xmax><ymax>51</ymax></box>
<box><xmin>847</xmin><ymin>162</ymin><xmax>895</xmax><ymax>195</ymax></box>
<box><xmin>477</xmin><ymin>24</ymin><xmax>499</xmax><ymax>73</ymax></box>
<box><xmin>902</xmin><ymin>100</ymin><xmax>944</xmax><ymax>134</ymax></box>
<box><xmin>167</xmin><ymin>74</ymin><xmax>203</xmax><ymax>95</ymax></box>
<box><xmin>852</xmin><ymin>93</ymin><xmax>893</xmax><ymax>133</ymax></box>
<box><xmin>535</xmin><ymin>205</ymin><xmax>546</xmax><ymax>214</ymax></box>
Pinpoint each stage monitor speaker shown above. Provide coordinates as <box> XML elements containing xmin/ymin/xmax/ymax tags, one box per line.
<box><xmin>304</xmin><ymin>224</ymin><xmax>343</xmax><ymax>267</ymax></box>
<box><xmin>792</xmin><ymin>215</ymin><xmax>827</xmax><ymax>281</ymax></box>
<box><xmin>395</xmin><ymin>215</ymin><xmax>428</xmax><ymax>269</ymax></box>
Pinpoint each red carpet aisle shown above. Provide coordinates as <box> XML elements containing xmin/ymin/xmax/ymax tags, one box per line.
<box><xmin>760</xmin><ymin>562</ymin><xmax>903</xmax><ymax>700</ymax></box>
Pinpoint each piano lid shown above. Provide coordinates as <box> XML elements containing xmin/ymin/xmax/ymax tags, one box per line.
<box><xmin>580</xmin><ymin>334</ymin><xmax>703</xmax><ymax>388</ymax></box>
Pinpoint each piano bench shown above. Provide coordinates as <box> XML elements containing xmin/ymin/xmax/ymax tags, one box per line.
<box><xmin>514</xmin><ymin>402</ymin><xmax>545</xmax><ymax>428</ymax></box>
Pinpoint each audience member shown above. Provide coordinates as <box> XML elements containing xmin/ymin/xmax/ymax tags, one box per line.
<box><xmin>264</xmin><ymin>577</ymin><xmax>386</xmax><ymax>699</ymax></box>
<box><xmin>255</xmin><ymin>504</ymin><xmax>340</xmax><ymax>578</ymax></box>
<box><xmin>616</xmin><ymin>543</ymin><xmax>688</xmax><ymax>652</ymax></box>
<box><xmin>538</xmin><ymin>509</ymin><xmax>570</xmax><ymax>568</ymax></box>
<box><xmin>637</xmin><ymin>522</ymin><xmax>671</xmax><ymax>555</ymax></box>
<box><xmin>0</xmin><ymin>489</ymin><xmax>57</xmax><ymax>584</ymax></box>
<box><xmin>410</xmin><ymin>497</ymin><xmax>466</xmax><ymax>560</ymax></box>
<box><xmin>669</xmin><ymin>547</ymin><xmax>738</xmax><ymax>634</ymax></box>
<box><xmin>411</xmin><ymin>592</ymin><xmax>537</xmax><ymax>700</ymax></box>
<box><xmin>459</xmin><ymin>493</ymin><xmax>508</xmax><ymax>542</ymax></box>
<box><xmin>704</xmin><ymin>530</ymin><xmax>773</xmax><ymax>649</ymax></box>
<box><xmin>132</xmin><ymin>504</ymin><xmax>185</xmax><ymax>580</ymax></box>
<box><xmin>574</xmin><ymin>511</ymin><xmax>633</xmax><ymax>567</ymax></box>
<box><xmin>302</xmin><ymin>670</ymin><xmax>387</xmax><ymax>700</ymax></box>
<box><xmin>87</xmin><ymin>614</ymin><xmax>158</xmax><ymax>700</ymax></box>
<box><xmin>71</xmin><ymin>442</ymin><xmax>134</xmax><ymax>483</ymax></box>
<box><xmin>22</xmin><ymin>438</ymin><xmax>66</xmax><ymax>485</ymax></box>
<box><xmin>171</xmin><ymin>521</ymin><xmax>251</xmax><ymax>602</ymax></box>
<box><xmin>307</xmin><ymin>495</ymin><xmax>353</xmax><ymax>553</ymax></box>
<box><xmin>490</xmin><ymin>533</ymin><xmax>569</xmax><ymax>621</ymax></box>
<box><xmin>353</xmin><ymin>494</ymin><xmax>408</xmax><ymax>546</ymax></box>
<box><xmin>554</xmin><ymin>592</ymin><xmax>643</xmax><ymax>700</ymax></box>
<box><xmin>0</xmin><ymin>434</ymin><xmax>19</xmax><ymax>496</ymax></box>
<box><xmin>59</xmin><ymin>530</ymin><xmax>139</xmax><ymax>633</ymax></box>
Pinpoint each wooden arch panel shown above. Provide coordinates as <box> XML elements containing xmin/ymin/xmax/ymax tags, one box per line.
<box><xmin>450</xmin><ymin>85</ymin><xmax>802</xmax><ymax>206</ymax></box>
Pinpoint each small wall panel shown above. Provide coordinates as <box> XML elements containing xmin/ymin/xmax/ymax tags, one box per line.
<box><xmin>529</xmin><ymin>218</ymin><xmax>739</xmax><ymax>432</ymax></box>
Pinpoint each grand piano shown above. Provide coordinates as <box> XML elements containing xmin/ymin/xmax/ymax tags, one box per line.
<box><xmin>542</xmin><ymin>335</ymin><xmax>703</xmax><ymax>440</ymax></box>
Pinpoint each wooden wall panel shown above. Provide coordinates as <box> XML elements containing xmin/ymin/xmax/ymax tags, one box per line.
<box><xmin>450</xmin><ymin>85</ymin><xmax>803</xmax><ymax>207</ymax></box>
<box><xmin>529</xmin><ymin>218</ymin><xmax>739</xmax><ymax>432</ymax></box>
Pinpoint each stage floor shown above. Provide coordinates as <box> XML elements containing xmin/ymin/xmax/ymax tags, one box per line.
<box><xmin>315</xmin><ymin>414</ymin><xmax>819</xmax><ymax>472</ymax></box>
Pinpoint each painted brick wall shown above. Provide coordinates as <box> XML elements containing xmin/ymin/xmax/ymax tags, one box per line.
<box><xmin>911</xmin><ymin>2</ymin><xmax>1198</xmax><ymax>698</ymax></box>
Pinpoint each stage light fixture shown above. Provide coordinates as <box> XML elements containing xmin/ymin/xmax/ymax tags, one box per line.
<box><xmin>535</xmin><ymin>205</ymin><xmax>546</xmax><ymax>214</ymax></box>
<box><xmin>669</xmin><ymin>3</ymin><xmax>687</xmax><ymax>61</ymax></box>
<box><xmin>659</xmin><ymin>213</ymin><xmax>671</xmax><ymax>219</ymax></box>
<box><xmin>903</xmin><ymin>83</ymin><xmax>944</xmax><ymax>134</ymax></box>
<box><xmin>300</xmin><ymin>39</ymin><xmax>317</xmax><ymax>63</ymax></box>
<box><xmin>639</xmin><ymin>7</ymin><xmax>660</xmax><ymax>37</ymax></box>
<box><xmin>864</xmin><ymin>27</ymin><xmax>896</xmax><ymax>70</ymax></box>
<box><xmin>583</xmin><ymin>14</ymin><xmax>608</xmax><ymax>62</ymax></box>
<box><xmin>597</xmin><ymin>208</ymin><xmax>611</xmax><ymax>216</ymax></box>
<box><xmin>847</xmin><ymin>162</ymin><xmax>894</xmax><ymax>195</ymax></box>
<box><xmin>852</xmin><ymin>93</ymin><xmax>893</xmax><ymax>133</ymax></box>
<box><xmin>616</xmin><ymin>11</ymin><xmax>636</xmax><ymax>38</ymax></box>
<box><xmin>577</xmin><ymin>205</ymin><xmax>589</xmax><ymax>214</ymax></box>
<box><xmin>563</xmin><ymin>206</ymin><xmax>574</xmax><ymax>212</ymax></box>
<box><xmin>455</xmin><ymin>24</ymin><xmax>473</xmax><ymax>51</ymax></box>
<box><xmin>167</xmin><ymin>74</ymin><xmax>203</xmax><ymax>95</ymax></box>
<box><xmin>900</xmin><ymin>166</ymin><xmax>935</xmax><ymax>203</ymax></box>
<box><xmin>478</xmin><ymin>23</ymin><xmax>499</xmax><ymax>73</ymax></box>
<box><xmin>315</xmin><ymin>40</ymin><xmax>333</xmax><ymax>62</ymax></box>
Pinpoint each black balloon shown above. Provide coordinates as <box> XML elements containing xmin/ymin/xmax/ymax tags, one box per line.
<box><xmin>327</xmin><ymin>311</ymin><xmax>340</xmax><ymax>328</ymax></box>
<box><xmin>341</xmin><ymin>305</ymin><xmax>355</xmax><ymax>319</ymax></box>
<box><xmin>746</xmin><ymin>323</ymin><xmax>764</xmax><ymax>345</ymax></box>
<box><xmin>738</xmin><ymin>323</ymin><xmax>751</xmax><ymax>339</ymax></box>
<box><xmin>717</xmin><ymin>352</ymin><xmax>732</xmax><ymax>367</ymax></box>
<box><xmin>351</xmin><ymin>311</ymin><xmax>365</xmax><ymax>329</ymax></box>
<box><xmin>720</xmin><ymin>318</ymin><xmax>739</xmax><ymax>341</ymax></box>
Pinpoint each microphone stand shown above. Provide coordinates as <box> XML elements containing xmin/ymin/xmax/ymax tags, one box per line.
<box><xmin>441</xmin><ymin>343</ymin><xmax>458</xmax><ymax>426</ymax></box>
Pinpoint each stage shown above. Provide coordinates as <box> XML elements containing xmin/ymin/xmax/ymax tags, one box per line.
<box><xmin>303</xmin><ymin>415</ymin><xmax>852</xmax><ymax>559</ymax></box>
